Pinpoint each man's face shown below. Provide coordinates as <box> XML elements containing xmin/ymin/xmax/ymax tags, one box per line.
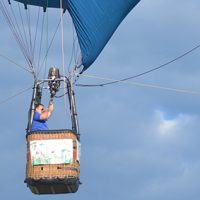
<box><xmin>36</xmin><ymin>105</ymin><xmax>45</xmax><ymax>114</ymax></box>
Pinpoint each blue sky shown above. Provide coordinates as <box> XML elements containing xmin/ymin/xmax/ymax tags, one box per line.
<box><xmin>1</xmin><ymin>0</ymin><xmax>200</xmax><ymax>199</ymax></box>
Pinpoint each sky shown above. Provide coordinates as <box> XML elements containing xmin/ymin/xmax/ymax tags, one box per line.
<box><xmin>1</xmin><ymin>0</ymin><xmax>200</xmax><ymax>199</ymax></box>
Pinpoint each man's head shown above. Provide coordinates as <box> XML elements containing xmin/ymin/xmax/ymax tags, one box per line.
<box><xmin>35</xmin><ymin>103</ymin><xmax>45</xmax><ymax>114</ymax></box>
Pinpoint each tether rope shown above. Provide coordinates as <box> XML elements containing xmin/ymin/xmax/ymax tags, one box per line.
<box><xmin>60</xmin><ymin>0</ymin><xmax>70</xmax><ymax>121</ymax></box>
<box><xmin>0</xmin><ymin>85</ymin><xmax>33</xmax><ymax>105</ymax></box>
<box><xmin>77</xmin><ymin>74</ymin><xmax>200</xmax><ymax>96</ymax></box>
<box><xmin>82</xmin><ymin>43</ymin><xmax>200</xmax><ymax>87</ymax></box>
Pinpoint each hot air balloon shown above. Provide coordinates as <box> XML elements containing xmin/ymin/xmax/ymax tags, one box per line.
<box><xmin>0</xmin><ymin>0</ymin><xmax>141</xmax><ymax>195</ymax></box>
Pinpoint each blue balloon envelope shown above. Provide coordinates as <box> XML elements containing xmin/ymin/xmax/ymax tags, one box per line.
<box><xmin>14</xmin><ymin>0</ymin><xmax>141</xmax><ymax>72</ymax></box>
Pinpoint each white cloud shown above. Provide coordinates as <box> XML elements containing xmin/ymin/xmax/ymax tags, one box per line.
<box><xmin>155</xmin><ymin>110</ymin><xmax>195</xmax><ymax>136</ymax></box>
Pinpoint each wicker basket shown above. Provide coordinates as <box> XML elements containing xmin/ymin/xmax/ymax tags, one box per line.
<box><xmin>24</xmin><ymin>129</ymin><xmax>80</xmax><ymax>194</ymax></box>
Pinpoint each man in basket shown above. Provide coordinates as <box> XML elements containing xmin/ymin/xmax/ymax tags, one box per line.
<box><xmin>31</xmin><ymin>98</ymin><xmax>54</xmax><ymax>131</ymax></box>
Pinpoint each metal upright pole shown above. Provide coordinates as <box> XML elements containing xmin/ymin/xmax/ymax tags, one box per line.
<box><xmin>26</xmin><ymin>81</ymin><xmax>41</xmax><ymax>132</ymax></box>
<box><xmin>67</xmin><ymin>78</ymin><xmax>80</xmax><ymax>137</ymax></box>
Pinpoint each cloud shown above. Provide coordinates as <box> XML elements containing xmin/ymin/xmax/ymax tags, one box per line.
<box><xmin>155</xmin><ymin>110</ymin><xmax>192</xmax><ymax>135</ymax></box>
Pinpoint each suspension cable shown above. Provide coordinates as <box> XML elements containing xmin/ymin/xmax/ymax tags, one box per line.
<box><xmin>60</xmin><ymin>1</ymin><xmax>66</xmax><ymax>75</ymax></box>
<box><xmin>10</xmin><ymin>3</ymin><xmax>31</xmax><ymax>62</ymax></box>
<box><xmin>0</xmin><ymin>1</ymin><xmax>63</xmax><ymax>80</ymax></box>
<box><xmin>9</xmin><ymin>2</ymin><xmax>31</xmax><ymax>60</ymax></box>
<box><xmin>40</xmin><ymin>6</ymin><xmax>49</xmax><ymax>81</ymax></box>
<box><xmin>17</xmin><ymin>3</ymin><xmax>30</xmax><ymax>59</ymax></box>
<box><xmin>32</xmin><ymin>7</ymin><xmax>41</xmax><ymax>65</ymax></box>
<box><xmin>37</xmin><ymin>19</ymin><xmax>61</xmax><ymax>76</ymax></box>
<box><xmin>0</xmin><ymin>53</ymin><xmax>33</xmax><ymax>73</ymax></box>
<box><xmin>25</xmin><ymin>6</ymin><xmax>33</xmax><ymax>63</ymax></box>
<box><xmin>67</xmin><ymin>21</ymin><xmax>76</xmax><ymax>73</ymax></box>
<box><xmin>0</xmin><ymin>1</ymin><xmax>33</xmax><ymax>69</ymax></box>
<box><xmin>37</xmin><ymin>11</ymin><xmax>45</xmax><ymax>75</ymax></box>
